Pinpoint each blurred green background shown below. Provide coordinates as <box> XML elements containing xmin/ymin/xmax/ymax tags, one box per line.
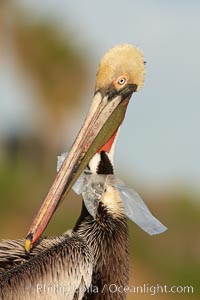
<box><xmin>0</xmin><ymin>1</ymin><xmax>199</xmax><ymax>299</ymax></box>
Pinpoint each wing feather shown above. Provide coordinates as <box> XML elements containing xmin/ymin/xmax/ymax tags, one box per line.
<box><xmin>0</xmin><ymin>232</ymin><xmax>93</xmax><ymax>300</ymax></box>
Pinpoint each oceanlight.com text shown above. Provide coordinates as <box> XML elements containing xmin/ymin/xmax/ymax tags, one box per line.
<box><xmin>27</xmin><ymin>282</ymin><xmax>195</xmax><ymax>296</ymax></box>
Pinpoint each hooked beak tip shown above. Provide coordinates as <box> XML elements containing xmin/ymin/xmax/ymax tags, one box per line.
<box><xmin>25</xmin><ymin>234</ymin><xmax>33</xmax><ymax>253</ymax></box>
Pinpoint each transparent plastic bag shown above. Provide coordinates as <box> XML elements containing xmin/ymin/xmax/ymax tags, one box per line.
<box><xmin>57</xmin><ymin>153</ymin><xmax>167</xmax><ymax>235</ymax></box>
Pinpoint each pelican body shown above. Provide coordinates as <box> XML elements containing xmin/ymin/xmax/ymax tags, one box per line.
<box><xmin>0</xmin><ymin>184</ymin><xmax>128</xmax><ymax>300</ymax></box>
<box><xmin>0</xmin><ymin>44</ymin><xmax>149</xmax><ymax>299</ymax></box>
<box><xmin>0</xmin><ymin>144</ymin><xmax>128</xmax><ymax>299</ymax></box>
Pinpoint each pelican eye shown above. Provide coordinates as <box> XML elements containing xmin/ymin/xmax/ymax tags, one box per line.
<box><xmin>113</xmin><ymin>75</ymin><xmax>129</xmax><ymax>91</ymax></box>
<box><xmin>118</xmin><ymin>77</ymin><xmax>127</xmax><ymax>85</ymax></box>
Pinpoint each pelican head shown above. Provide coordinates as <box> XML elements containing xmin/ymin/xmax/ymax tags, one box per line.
<box><xmin>25</xmin><ymin>44</ymin><xmax>145</xmax><ymax>252</ymax></box>
<box><xmin>96</xmin><ymin>44</ymin><xmax>144</xmax><ymax>93</ymax></box>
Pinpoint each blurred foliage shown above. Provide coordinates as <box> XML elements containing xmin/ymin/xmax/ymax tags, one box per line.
<box><xmin>13</xmin><ymin>20</ymin><xmax>87</xmax><ymax>122</ymax></box>
<box><xmin>0</xmin><ymin>2</ymin><xmax>89</xmax><ymax>168</ymax></box>
<box><xmin>129</xmin><ymin>194</ymin><xmax>200</xmax><ymax>299</ymax></box>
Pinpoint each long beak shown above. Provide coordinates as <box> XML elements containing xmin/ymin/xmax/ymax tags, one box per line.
<box><xmin>25</xmin><ymin>86</ymin><xmax>135</xmax><ymax>252</ymax></box>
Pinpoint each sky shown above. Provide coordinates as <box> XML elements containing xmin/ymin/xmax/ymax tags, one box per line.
<box><xmin>1</xmin><ymin>0</ymin><xmax>200</xmax><ymax>188</ymax></box>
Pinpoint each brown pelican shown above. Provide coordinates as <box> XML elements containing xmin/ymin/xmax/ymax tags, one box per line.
<box><xmin>0</xmin><ymin>44</ymin><xmax>167</xmax><ymax>300</ymax></box>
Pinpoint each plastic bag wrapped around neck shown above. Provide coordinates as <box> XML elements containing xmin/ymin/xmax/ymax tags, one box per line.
<box><xmin>57</xmin><ymin>152</ymin><xmax>167</xmax><ymax>236</ymax></box>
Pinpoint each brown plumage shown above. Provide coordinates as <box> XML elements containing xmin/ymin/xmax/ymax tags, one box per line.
<box><xmin>0</xmin><ymin>191</ymin><xmax>128</xmax><ymax>299</ymax></box>
<box><xmin>0</xmin><ymin>233</ymin><xmax>92</xmax><ymax>299</ymax></box>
